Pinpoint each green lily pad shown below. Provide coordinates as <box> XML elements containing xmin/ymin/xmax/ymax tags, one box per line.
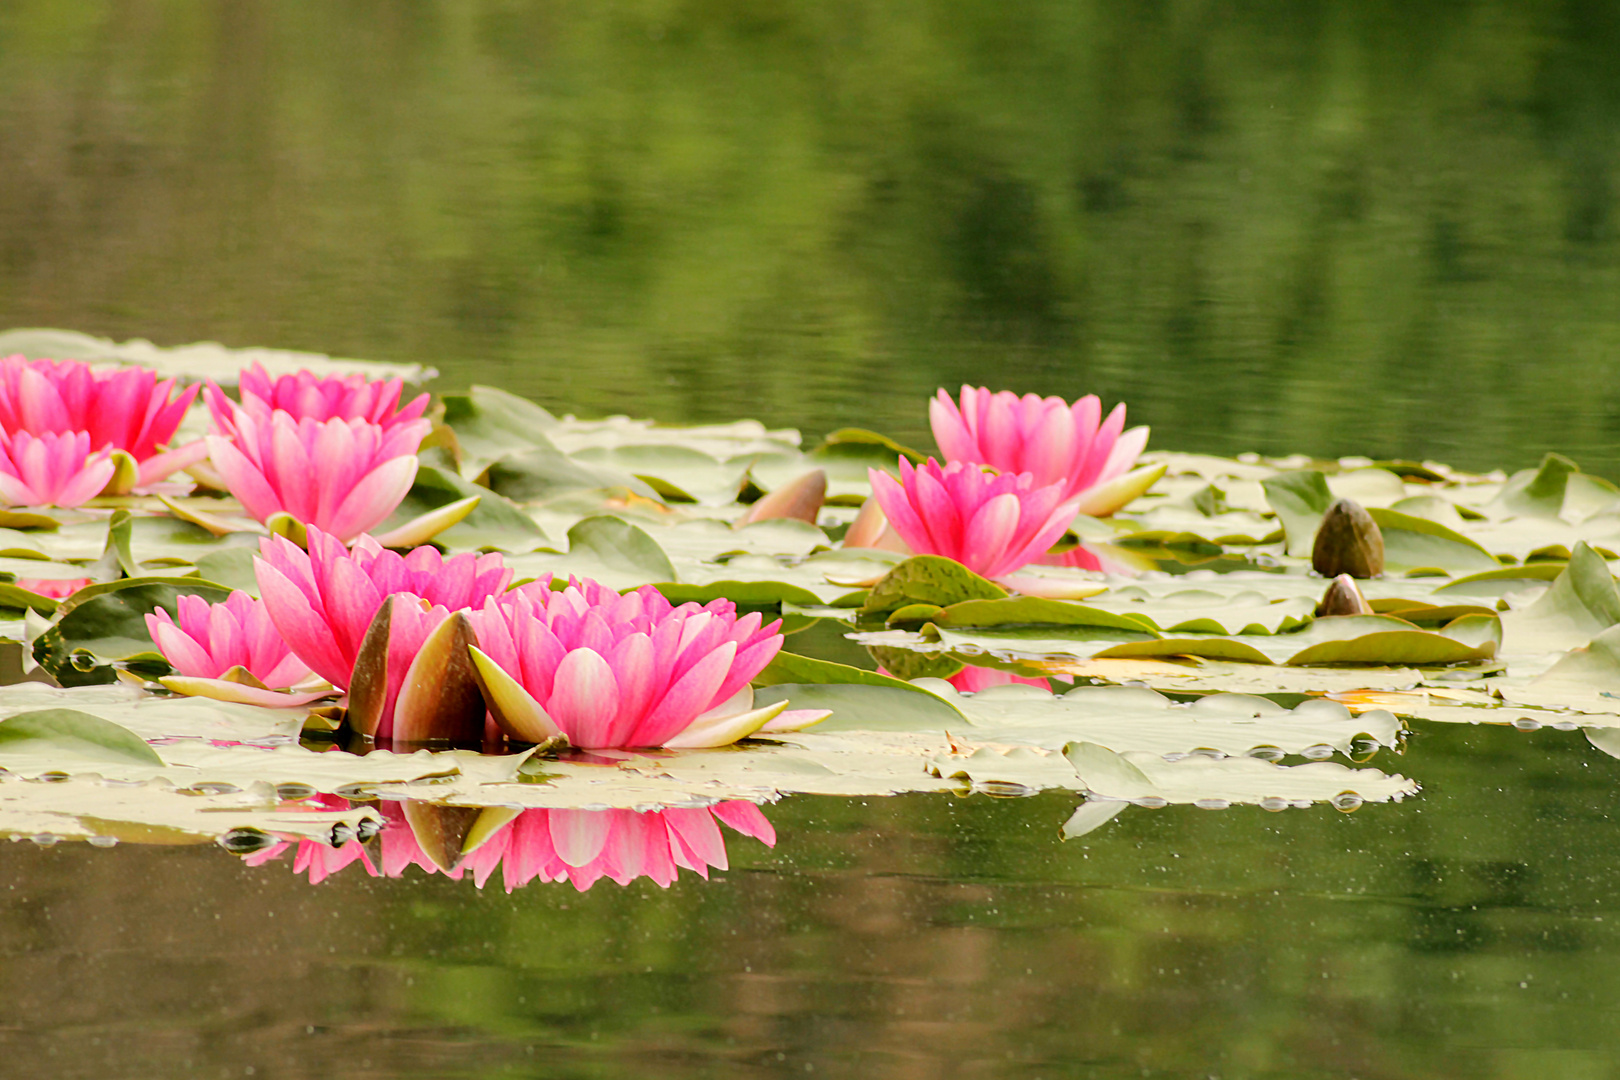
<box><xmin>931</xmin><ymin>596</ymin><xmax>1157</xmax><ymax>634</ymax></box>
<box><xmin>481</xmin><ymin>446</ymin><xmax>660</xmax><ymax>504</ymax></box>
<box><xmin>439</xmin><ymin>385</ymin><xmax>562</xmax><ymax>474</ymax></box>
<box><xmin>0</xmin><ymin>328</ymin><xmax>433</xmax><ymax>385</ymax></box>
<box><xmin>1261</xmin><ymin>469</ymin><xmax>1332</xmax><ymax>557</ymax></box>
<box><xmin>0</xmin><ymin>708</ymin><xmax>164</xmax><ymax>768</ymax></box>
<box><xmin>1500</xmin><ymin>542</ymin><xmax>1620</xmax><ymax>655</ymax></box>
<box><xmin>34</xmin><ymin>577</ymin><xmax>234</xmax><ymax>685</ymax></box>
<box><xmin>571</xmin><ymin>445</ymin><xmax>752</xmax><ymax>506</ymax></box>
<box><xmin>1366</xmin><ymin>507</ymin><xmax>1500</xmax><ymax>574</ymax></box>
<box><xmin>1491</xmin><ymin>452</ymin><xmax>1580</xmax><ymax>519</ymax></box>
<box><xmin>508</xmin><ymin>515</ymin><xmax>677</xmax><ymax>591</ymax></box>
<box><xmin>1093</xmin><ymin>638</ymin><xmax>1276</xmax><ymax>663</ymax></box>
<box><xmin>861</xmin><ymin>556</ymin><xmax>1008</xmax><ymax>617</ymax></box>
<box><xmin>652</xmin><ymin>580</ymin><xmax>825</xmax><ymax>609</ymax></box>
<box><xmin>378</xmin><ymin>465</ymin><xmax>548</xmax><ymax>553</ymax></box>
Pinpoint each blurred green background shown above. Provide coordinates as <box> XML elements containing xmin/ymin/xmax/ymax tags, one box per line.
<box><xmin>4</xmin><ymin>1</ymin><xmax>1620</xmax><ymax>471</ymax></box>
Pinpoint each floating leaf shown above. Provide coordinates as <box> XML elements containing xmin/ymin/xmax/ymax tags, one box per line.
<box><xmin>0</xmin><ymin>328</ymin><xmax>433</xmax><ymax>385</ymax></box>
<box><xmin>1093</xmin><ymin>638</ymin><xmax>1276</xmax><ymax>663</ymax></box>
<box><xmin>0</xmin><ymin>708</ymin><xmax>164</xmax><ymax>768</ymax></box>
<box><xmin>931</xmin><ymin>596</ymin><xmax>1157</xmax><ymax>634</ymax></box>
<box><xmin>377</xmin><ymin>465</ymin><xmax>547</xmax><ymax>553</ymax></box>
<box><xmin>1435</xmin><ymin>562</ymin><xmax>1566</xmax><ymax>597</ymax></box>
<box><xmin>652</xmin><ymin>580</ymin><xmax>824</xmax><ymax>610</ymax></box>
<box><xmin>861</xmin><ymin>555</ymin><xmax>1008</xmax><ymax>617</ymax></box>
<box><xmin>1491</xmin><ymin>452</ymin><xmax>1579</xmax><ymax>519</ymax></box>
<box><xmin>481</xmin><ymin>446</ymin><xmax>660</xmax><ymax>503</ymax></box>
<box><xmin>1500</xmin><ymin>541</ymin><xmax>1620</xmax><ymax>655</ymax></box>
<box><xmin>1262</xmin><ymin>469</ymin><xmax>1332</xmax><ymax>557</ymax></box>
<box><xmin>1366</xmin><ymin>507</ymin><xmax>1499</xmax><ymax>574</ymax></box>
<box><xmin>509</xmin><ymin>516</ymin><xmax>676</xmax><ymax>591</ymax></box>
<box><xmin>439</xmin><ymin>385</ymin><xmax>561</xmax><ymax>471</ymax></box>
<box><xmin>1062</xmin><ymin>742</ymin><xmax>1416</xmax><ymax>806</ymax></box>
<box><xmin>35</xmin><ymin>577</ymin><xmax>235</xmax><ymax>685</ymax></box>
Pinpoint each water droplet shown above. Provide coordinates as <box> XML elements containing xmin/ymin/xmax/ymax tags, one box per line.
<box><xmin>1332</xmin><ymin>792</ymin><xmax>1364</xmax><ymax>813</ymax></box>
<box><xmin>976</xmin><ymin>780</ymin><xmax>1037</xmax><ymax>798</ymax></box>
<box><xmin>330</xmin><ymin>822</ymin><xmax>356</xmax><ymax>847</ymax></box>
<box><xmin>1190</xmin><ymin>748</ymin><xmax>1224</xmax><ymax>760</ymax></box>
<box><xmin>275</xmin><ymin>783</ymin><xmax>316</xmax><ymax>801</ymax></box>
<box><xmin>218</xmin><ymin>827</ymin><xmax>276</xmax><ymax>855</ymax></box>
<box><xmin>37</xmin><ymin>771</ymin><xmax>70</xmax><ymax>784</ymax></box>
<box><xmin>1132</xmin><ymin>796</ymin><xmax>1169</xmax><ymax>809</ymax></box>
<box><xmin>1246</xmin><ymin>745</ymin><xmax>1284</xmax><ymax>762</ymax></box>
<box><xmin>1301</xmin><ymin>743</ymin><xmax>1335</xmax><ymax>760</ymax></box>
<box><xmin>29</xmin><ymin>833</ymin><xmax>58</xmax><ymax>846</ymax></box>
<box><xmin>1193</xmin><ymin>798</ymin><xmax>1229</xmax><ymax>810</ymax></box>
<box><xmin>1350</xmin><ymin>736</ymin><xmax>1381</xmax><ymax>762</ymax></box>
<box><xmin>1552</xmin><ymin>721</ymin><xmax>1579</xmax><ymax>732</ymax></box>
<box><xmin>1260</xmin><ymin>796</ymin><xmax>1289</xmax><ymax>812</ymax></box>
<box><xmin>86</xmin><ymin>835</ymin><xmax>118</xmax><ymax>848</ymax></box>
<box><xmin>184</xmin><ymin>782</ymin><xmax>240</xmax><ymax>796</ymax></box>
<box><xmin>334</xmin><ymin>783</ymin><xmax>373</xmax><ymax>800</ymax></box>
<box><xmin>1162</xmin><ymin>751</ymin><xmax>1189</xmax><ymax>763</ymax></box>
<box><xmin>355</xmin><ymin>817</ymin><xmax>382</xmax><ymax>842</ymax></box>
<box><xmin>1512</xmin><ymin>716</ymin><xmax>1542</xmax><ymax>732</ymax></box>
<box><xmin>69</xmin><ymin>651</ymin><xmax>98</xmax><ymax>673</ymax></box>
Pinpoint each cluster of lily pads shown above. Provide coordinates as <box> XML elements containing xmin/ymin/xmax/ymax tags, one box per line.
<box><xmin>0</xmin><ymin>328</ymin><xmax>1617</xmax><ymax>891</ymax></box>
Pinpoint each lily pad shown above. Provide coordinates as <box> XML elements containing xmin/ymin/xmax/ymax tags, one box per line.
<box><xmin>34</xmin><ymin>577</ymin><xmax>235</xmax><ymax>685</ymax></box>
<box><xmin>508</xmin><ymin>516</ymin><xmax>676</xmax><ymax>591</ymax></box>
<box><xmin>861</xmin><ymin>556</ymin><xmax>1008</xmax><ymax>617</ymax></box>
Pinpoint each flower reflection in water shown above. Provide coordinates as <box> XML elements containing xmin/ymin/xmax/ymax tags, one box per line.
<box><xmin>247</xmin><ymin>797</ymin><xmax>776</xmax><ymax>892</ymax></box>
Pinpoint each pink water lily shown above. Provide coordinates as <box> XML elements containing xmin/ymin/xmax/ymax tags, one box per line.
<box><xmin>930</xmin><ymin>386</ymin><xmax>1152</xmax><ymax>514</ymax></box>
<box><xmin>16</xmin><ymin>576</ymin><xmax>90</xmax><ymax>600</ymax></box>
<box><xmin>205</xmin><ymin>407</ymin><xmax>430</xmax><ymax>543</ymax></box>
<box><xmin>466</xmin><ymin>578</ymin><xmax>827</xmax><ymax>749</ymax></box>
<box><xmin>144</xmin><ymin>590</ymin><xmax>324</xmax><ymax>706</ymax></box>
<box><xmin>247</xmin><ymin>800</ymin><xmax>776</xmax><ymax>892</ymax></box>
<box><xmin>256</xmin><ymin>524</ymin><xmax>512</xmax><ymax>685</ymax></box>
<box><xmin>0</xmin><ymin>355</ymin><xmax>206</xmax><ymax>487</ymax></box>
<box><xmin>0</xmin><ymin>430</ymin><xmax>116</xmax><ymax>507</ymax></box>
<box><xmin>146</xmin><ymin>591</ymin><xmax>312</xmax><ymax>687</ymax></box>
<box><xmin>867</xmin><ymin>457</ymin><xmax>1079</xmax><ymax>580</ymax></box>
<box><xmin>208</xmin><ymin>364</ymin><xmax>429</xmax><ymax>430</ymax></box>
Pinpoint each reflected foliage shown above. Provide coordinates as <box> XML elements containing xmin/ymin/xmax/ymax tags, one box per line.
<box><xmin>4</xmin><ymin>3</ymin><xmax>1620</xmax><ymax>472</ymax></box>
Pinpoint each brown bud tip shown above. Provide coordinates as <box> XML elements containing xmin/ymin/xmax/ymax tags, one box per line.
<box><xmin>737</xmin><ymin>469</ymin><xmax>827</xmax><ymax>527</ymax></box>
<box><xmin>1316</xmin><ymin>573</ymin><xmax>1374</xmax><ymax>617</ymax></box>
<box><xmin>1311</xmin><ymin>498</ymin><xmax>1384</xmax><ymax>579</ymax></box>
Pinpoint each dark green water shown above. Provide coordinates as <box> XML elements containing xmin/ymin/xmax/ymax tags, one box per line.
<box><xmin>5</xmin><ymin>2</ymin><xmax>1620</xmax><ymax>473</ymax></box>
<box><xmin>4</xmin><ymin>724</ymin><xmax>1620</xmax><ymax>1079</ymax></box>
<box><xmin>5</xmin><ymin>3</ymin><xmax>1620</xmax><ymax>1076</ymax></box>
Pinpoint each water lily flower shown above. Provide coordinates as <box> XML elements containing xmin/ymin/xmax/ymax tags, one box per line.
<box><xmin>208</xmin><ymin>363</ymin><xmax>429</xmax><ymax>431</ymax></box>
<box><xmin>16</xmin><ymin>576</ymin><xmax>90</xmax><ymax>600</ymax></box>
<box><xmin>930</xmin><ymin>386</ymin><xmax>1160</xmax><ymax>516</ymax></box>
<box><xmin>255</xmin><ymin>526</ymin><xmax>512</xmax><ymax>734</ymax></box>
<box><xmin>145</xmin><ymin>590</ymin><xmax>326</xmax><ymax>707</ymax></box>
<box><xmin>205</xmin><ymin>408</ymin><xmax>430</xmax><ymax>543</ymax></box>
<box><xmin>867</xmin><ymin>457</ymin><xmax>1079</xmax><ymax>580</ymax></box>
<box><xmin>246</xmin><ymin>800</ymin><xmax>776</xmax><ymax>892</ymax></box>
<box><xmin>466</xmin><ymin>577</ymin><xmax>828</xmax><ymax>749</ymax></box>
<box><xmin>0</xmin><ymin>355</ymin><xmax>206</xmax><ymax>488</ymax></box>
<box><xmin>0</xmin><ymin>430</ymin><xmax>117</xmax><ymax>507</ymax></box>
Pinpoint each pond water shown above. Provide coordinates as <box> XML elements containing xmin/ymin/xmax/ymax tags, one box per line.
<box><xmin>4</xmin><ymin>723</ymin><xmax>1620</xmax><ymax>1079</ymax></box>
<box><xmin>4</xmin><ymin>3</ymin><xmax>1620</xmax><ymax>1079</ymax></box>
